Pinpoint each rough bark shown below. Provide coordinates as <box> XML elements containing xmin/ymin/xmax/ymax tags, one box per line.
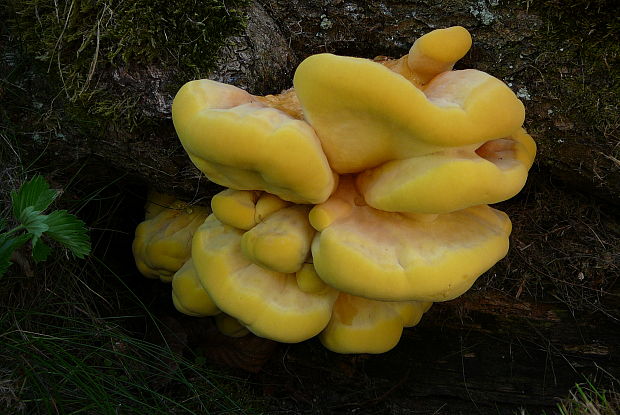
<box><xmin>7</xmin><ymin>0</ymin><xmax>619</xmax><ymax>204</ymax></box>
<box><xmin>254</xmin><ymin>0</ymin><xmax>620</xmax><ymax>204</ymax></box>
<box><xmin>3</xmin><ymin>0</ymin><xmax>619</xmax><ymax>412</ymax></box>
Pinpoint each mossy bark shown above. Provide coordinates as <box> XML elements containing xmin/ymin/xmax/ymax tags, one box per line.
<box><xmin>2</xmin><ymin>0</ymin><xmax>618</xmax><ymax>412</ymax></box>
<box><xmin>4</xmin><ymin>0</ymin><xmax>618</xmax><ymax>203</ymax></box>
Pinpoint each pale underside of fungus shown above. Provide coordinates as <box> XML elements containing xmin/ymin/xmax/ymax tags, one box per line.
<box><xmin>132</xmin><ymin>26</ymin><xmax>536</xmax><ymax>354</ymax></box>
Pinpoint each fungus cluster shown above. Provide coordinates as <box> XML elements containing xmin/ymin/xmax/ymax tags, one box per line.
<box><xmin>133</xmin><ymin>26</ymin><xmax>536</xmax><ymax>354</ymax></box>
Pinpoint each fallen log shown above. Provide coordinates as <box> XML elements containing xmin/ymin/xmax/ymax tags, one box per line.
<box><xmin>136</xmin><ymin>169</ymin><xmax>618</xmax><ymax>413</ymax></box>
<box><xmin>3</xmin><ymin>0</ymin><xmax>619</xmax><ymax>204</ymax></box>
<box><xmin>2</xmin><ymin>0</ymin><xmax>618</xmax><ymax>412</ymax></box>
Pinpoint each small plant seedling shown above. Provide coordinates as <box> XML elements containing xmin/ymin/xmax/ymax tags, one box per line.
<box><xmin>0</xmin><ymin>175</ymin><xmax>91</xmax><ymax>277</ymax></box>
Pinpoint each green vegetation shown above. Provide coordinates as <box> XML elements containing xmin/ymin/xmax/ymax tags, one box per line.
<box><xmin>557</xmin><ymin>381</ymin><xmax>620</xmax><ymax>415</ymax></box>
<box><xmin>11</xmin><ymin>0</ymin><xmax>248</xmax><ymax>97</ymax></box>
<box><xmin>0</xmin><ymin>128</ymin><xmax>258</xmax><ymax>413</ymax></box>
<box><xmin>0</xmin><ymin>267</ymin><xmax>259</xmax><ymax>414</ymax></box>
<box><xmin>0</xmin><ymin>152</ymin><xmax>258</xmax><ymax>413</ymax></box>
<box><xmin>0</xmin><ymin>175</ymin><xmax>90</xmax><ymax>277</ymax></box>
<box><xmin>4</xmin><ymin>0</ymin><xmax>250</xmax><ymax>133</ymax></box>
<box><xmin>1</xmin><ymin>283</ymin><xmax>258</xmax><ymax>414</ymax></box>
<box><xmin>0</xmin><ymin>4</ymin><xmax>257</xmax><ymax>410</ymax></box>
<box><xmin>514</xmin><ymin>380</ymin><xmax>619</xmax><ymax>414</ymax></box>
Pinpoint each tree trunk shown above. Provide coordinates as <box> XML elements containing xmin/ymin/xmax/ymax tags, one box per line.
<box><xmin>5</xmin><ymin>0</ymin><xmax>619</xmax><ymax>203</ymax></box>
<box><xmin>2</xmin><ymin>0</ymin><xmax>618</xmax><ymax>412</ymax></box>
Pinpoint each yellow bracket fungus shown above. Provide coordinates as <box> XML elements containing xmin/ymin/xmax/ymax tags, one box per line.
<box><xmin>378</xmin><ymin>26</ymin><xmax>472</xmax><ymax>87</ymax></box>
<box><xmin>296</xmin><ymin>263</ymin><xmax>328</xmax><ymax>294</ymax></box>
<box><xmin>320</xmin><ymin>293</ymin><xmax>432</xmax><ymax>354</ymax></box>
<box><xmin>211</xmin><ymin>189</ymin><xmax>290</xmax><ymax>230</ymax></box>
<box><xmin>144</xmin><ymin>191</ymin><xmax>178</xmax><ymax>220</ymax></box>
<box><xmin>241</xmin><ymin>205</ymin><xmax>315</xmax><ymax>274</ymax></box>
<box><xmin>133</xmin><ymin>200</ymin><xmax>210</xmax><ymax>282</ymax></box>
<box><xmin>137</xmin><ymin>25</ymin><xmax>538</xmax><ymax>354</ymax></box>
<box><xmin>356</xmin><ymin>128</ymin><xmax>537</xmax><ymax>213</ymax></box>
<box><xmin>171</xmin><ymin>259</ymin><xmax>220</xmax><ymax>317</ymax></box>
<box><xmin>294</xmin><ymin>61</ymin><xmax>524</xmax><ymax>175</ymax></box>
<box><xmin>172</xmin><ymin>80</ymin><xmax>336</xmax><ymax>204</ymax></box>
<box><xmin>292</xmin><ymin>26</ymin><xmax>535</xmax><ymax>213</ymax></box>
<box><xmin>192</xmin><ymin>215</ymin><xmax>339</xmax><ymax>343</ymax></box>
<box><xmin>310</xmin><ymin>178</ymin><xmax>512</xmax><ymax>302</ymax></box>
<box><xmin>214</xmin><ymin>314</ymin><xmax>251</xmax><ymax>338</ymax></box>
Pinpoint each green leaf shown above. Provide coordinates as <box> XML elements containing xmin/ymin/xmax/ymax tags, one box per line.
<box><xmin>11</xmin><ymin>175</ymin><xmax>58</xmax><ymax>218</ymax></box>
<box><xmin>32</xmin><ymin>238</ymin><xmax>52</xmax><ymax>263</ymax></box>
<box><xmin>18</xmin><ymin>206</ymin><xmax>49</xmax><ymax>238</ymax></box>
<box><xmin>44</xmin><ymin>210</ymin><xmax>91</xmax><ymax>258</ymax></box>
<box><xmin>0</xmin><ymin>232</ymin><xmax>32</xmax><ymax>278</ymax></box>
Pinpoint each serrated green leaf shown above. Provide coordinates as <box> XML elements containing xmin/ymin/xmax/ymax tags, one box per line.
<box><xmin>18</xmin><ymin>206</ymin><xmax>49</xmax><ymax>237</ymax></box>
<box><xmin>0</xmin><ymin>232</ymin><xmax>32</xmax><ymax>278</ymax></box>
<box><xmin>32</xmin><ymin>238</ymin><xmax>52</xmax><ymax>263</ymax></box>
<box><xmin>44</xmin><ymin>210</ymin><xmax>91</xmax><ymax>258</ymax></box>
<box><xmin>11</xmin><ymin>175</ymin><xmax>58</xmax><ymax>218</ymax></box>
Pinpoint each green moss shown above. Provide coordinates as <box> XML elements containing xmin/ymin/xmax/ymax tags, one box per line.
<box><xmin>11</xmin><ymin>0</ymin><xmax>248</xmax><ymax>96</ymax></box>
<box><xmin>522</xmin><ymin>0</ymin><xmax>619</xmax><ymax>153</ymax></box>
<box><xmin>5</xmin><ymin>0</ymin><xmax>250</xmax><ymax>134</ymax></box>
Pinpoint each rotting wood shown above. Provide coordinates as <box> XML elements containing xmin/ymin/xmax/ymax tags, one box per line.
<box><xmin>3</xmin><ymin>0</ymin><xmax>618</xmax><ymax>412</ymax></box>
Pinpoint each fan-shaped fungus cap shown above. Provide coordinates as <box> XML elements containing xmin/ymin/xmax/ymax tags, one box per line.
<box><xmin>214</xmin><ymin>314</ymin><xmax>250</xmax><ymax>338</ymax></box>
<box><xmin>211</xmin><ymin>189</ymin><xmax>290</xmax><ymax>230</ymax></box>
<box><xmin>380</xmin><ymin>26</ymin><xmax>472</xmax><ymax>86</ymax></box>
<box><xmin>192</xmin><ymin>215</ymin><xmax>339</xmax><ymax>343</ymax></box>
<box><xmin>172</xmin><ymin>79</ymin><xmax>336</xmax><ymax>204</ymax></box>
<box><xmin>132</xmin><ymin>201</ymin><xmax>210</xmax><ymax>282</ymax></box>
<box><xmin>294</xmin><ymin>41</ymin><xmax>524</xmax><ymax>174</ymax></box>
<box><xmin>408</xmin><ymin>26</ymin><xmax>472</xmax><ymax>84</ymax></box>
<box><xmin>144</xmin><ymin>191</ymin><xmax>177</xmax><ymax>220</ymax></box>
<box><xmin>171</xmin><ymin>259</ymin><xmax>220</xmax><ymax>317</ymax></box>
<box><xmin>241</xmin><ymin>205</ymin><xmax>315</xmax><ymax>273</ymax></box>
<box><xmin>296</xmin><ymin>263</ymin><xmax>328</xmax><ymax>294</ymax></box>
<box><xmin>357</xmin><ymin>128</ymin><xmax>537</xmax><ymax>213</ymax></box>
<box><xmin>320</xmin><ymin>293</ymin><xmax>431</xmax><ymax>354</ymax></box>
<box><xmin>309</xmin><ymin>178</ymin><xmax>512</xmax><ymax>301</ymax></box>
